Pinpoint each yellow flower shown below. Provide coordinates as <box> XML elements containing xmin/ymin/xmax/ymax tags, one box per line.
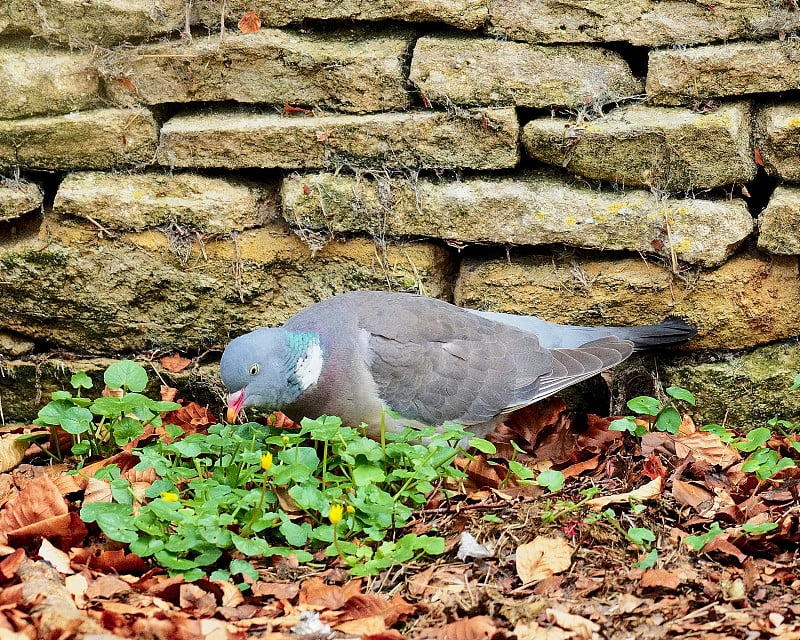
<box><xmin>346</xmin><ymin>505</ymin><xmax>355</xmax><ymax>514</ymax></box>
<box><xmin>282</xmin><ymin>436</ymin><xmax>290</xmax><ymax>445</ymax></box>
<box><xmin>161</xmin><ymin>491</ymin><xmax>179</xmax><ymax>502</ymax></box>
<box><xmin>261</xmin><ymin>452</ymin><xmax>273</xmax><ymax>471</ymax></box>
<box><xmin>329</xmin><ymin>504</ymin><xmax>343</xmax><ymax>525</ymax></box>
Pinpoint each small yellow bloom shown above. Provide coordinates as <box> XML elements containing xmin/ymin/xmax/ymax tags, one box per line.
<box><xmin>282</xmin><ymin>436</ymin><xmax>290</xmax><ymax>445</ymax></box>
<box><xmin>261</xmin><ymin>452</ymin><xmax>273</xmax><ymax>471</ymax></box>
<box><xmin>161</xmin><ymin>491</ymin><xmax>179</xmax><ymax>502</ymax></box>
<box><xmin>328</xmin><ymin>504</ymin><xmax>344</xmax><ymax>525</ymax></box>
<box><xmin>346</xmin><ymin>505</ymin><xmax>355</xmax><ymax>514</ymax></box>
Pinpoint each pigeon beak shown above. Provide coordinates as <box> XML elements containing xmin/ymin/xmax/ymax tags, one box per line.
<box><xmin>226</xmin><ymin>387</ymin><xmax>247</xmax><ymax>423</ymax></box>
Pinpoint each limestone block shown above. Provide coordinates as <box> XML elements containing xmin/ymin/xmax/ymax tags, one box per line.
<box><xmin>486</xmin><ymin>0</ymin><xmax>800</xmax><ymax>46</ymax></box>
<box><xmin>647</xmin><ymin>40</ymin><xmax>800</xmax><ymax>105</ymax></box>
<box><xmin>409</xmin><ymin>36</ymin><xmax>642</xmax><ymax>108</ymax></box>
<box><xmin>0</xmin><ymin>47</ymin><xmax>101</xmax><ymax>118</ymax></box>
<box><xmin>0</xmin><ymin>108</ymin><xmax>158</xmax><ymax>170</ymax></box>
<box><xmin>661</xmin><ymin>342</ymin><xmax>800</xmax><ymax>429</ymax></box>
<box><xmin>283</xmin><ymin>173</ymin><xmax>753</xmax><ymax>267</ymax></box>
<box><xmin>756</xmin><ymin>102</ymin><xmax>800</xmax><ymax>181</ymax></box>
<box><xmin>521</xmin><ymin>102</ymin><xmax>756</xmax><ymax>190</ymax></box>
<box><xmin>0</xmin><ymin>0</ymin><xmax>185</xmax><ymax>45</ymax></box>
<box><xmin>758</xmin><ymin>186</ymin><xmax>800</xmax><ymax>255</ymax></box>
<box><xmin>0</xmin><ymin>331</ymin><xmax>35</xmax><ymax>356</ymax></box>
<box><xmin>102</xmin><ymin>29</ymin><xmax>411</xmax><ymax>114</ymax></box>
<box><xmin>157</xmin><ymin>108</ymin><xmax>519</xmax><ymax>170</ymax></box>
<box><xmin>454</xmin><ymin>251</ymin><xmax>800</xmax><ymax>351</ymax></box>
<box><xmin>0</xmin><ymin>215</ymin><xmax>451</xmax><ymax>352</ymax></box>
<box><xmin>54</xmin><ymin>171</ymin><xmax>278</xmax><ymax>233</ymax></box>
<box><xmin>192</xmin><ymin>0</ymin><xmax>488</xmax><ymax>30</ymax></box>
<box><xmin>0</xmin><ymin>178</ymin><xmax>43</xmax><ymax>221</ymax></box>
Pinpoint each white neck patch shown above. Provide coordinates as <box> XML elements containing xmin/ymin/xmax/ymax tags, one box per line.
<box><xmin>295</xmin><ymin>341</ymin><xmax>324</xmax><ymax>390</ymax></box>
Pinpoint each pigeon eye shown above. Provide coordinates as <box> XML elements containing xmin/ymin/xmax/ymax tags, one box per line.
<box><xmin>249</xmin><ymin>364</ymin><xmax>259</xmax><ymax>376</ymax></box>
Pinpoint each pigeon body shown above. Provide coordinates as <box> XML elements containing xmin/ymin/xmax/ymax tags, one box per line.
<box><xmin>220</xmin><ymin>291</ymin><xmax>695</xmax><ymax>439</ymax></box>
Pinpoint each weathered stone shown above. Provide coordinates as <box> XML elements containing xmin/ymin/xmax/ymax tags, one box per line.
<box><xmin>283</xmin><ymin>173</ymin><xmax>753</xmax><ymax>267</ymax></box>
<box><xmin>0</xmin><ymin>108</ymin><xmax>158</xmax><ymax>171</ymax></box>
<box><xmin>0</xmin><ymin>0</ymin><xmax>185</xmax><ymax>45</ymax></box>
<box><xmin>0</xmin><ymin>330</ymin><xmax>35</xmax><ymax>356</ymax></box>
<box><xmin>102</xmin><ymin>29</ymin><xmax>411</xmax><ymax>114</ymax></box>
<box><xmin>54</xmin><ymin>171</ymin><xmax>278</xmax><ymax>234</ymax></box>
<box><xmin>522</xmin><ymin>102</ymin><xmax>756</xmax><ymax>190</ymax></box>
<box><xmin>647</xmin><ymin>40</ymin><xmax>800</xmax><ymax>105</ymax></box>
<box><xmin>660</xmin><ymin>342</ymin><xmax>800</xmax><ymax>429</ymax></box>
<box><xmin>486</xmin><ymin>0</ymin><xmax>800</xmax><ymax>46</ymax></box>
<box><xmin>454</xmin><ymin>251</ymin><xmax>800</xmax><ymax>351</ymax></box>
<box><xmin>158</xmin><ymin>108</ymin><xmax>519</xmax><ymax>170</ymax></box>
<box><xmin>192</xmin><ymin>0</ymin><xmax>488</xmax><ymax>31</ymax></box>
<box><xmin>0</xmin><ymin>178</ymin><xmax>43</xmax><ymax>222</ymax></box>
<box><xmin>0</xmin><ymin>357</ymin><xmax>223</xmax><ymax>423</ymax></box>
<box><xmin>758</xmin><ymin>186</ymin><xmax>800</xmax><ymax>255</ymax></box>
<box><xmin>0</xmin><ymin>47</ymin><xmax>101</xmax><ymax>118</ymax></box>
<box><xmin>409</xmin><ymin>36</ymin><xmax>642</xmax><ymax>108</ymax></box>
<box><xmin>0</xmin><ymin>215</ymin><xmax>451</xmax><ymax>353</ymax></box>
<box><xmin>756</xmin><ymin>102</ymin><xmax>800</xmax><ymax>181</ymax></box>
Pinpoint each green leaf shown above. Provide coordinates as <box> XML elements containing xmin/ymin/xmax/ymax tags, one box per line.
<box><xmin>627</xmin><ymin>396</ymin><xmax>661</xmax><ymax>416</ymax></box>
<box><xmin>352</xmin><ymin>464</ymin><xmax>386</xmax><ymax>486</ymax></box>
<box><xmin>60</xmin><ymin>406</ymin><xmax>93</xmax><ymax>435</ymax></box>
<box><xmin>655</xmin><ymin>407</ymin><xmax>681</xmax><ymax>435</ymax></box>
<box><xmin>51</xmin><ymin>390</ymin><xmax>73</xmax><ymax>400</ymax></box>
<box><xmin>790</xmin><ymin>374</ymin><xmax>800</xmax><ymax>391</ymax></box>
<box><xmin>536</xmin><ymin>469</ymin><xmax>565</xmax><ymax>492</ymax></box>
<box><xmin>468</xmin><ymin>438</ymin><xmax>496</xmax><ymax>454</ymax></box>
<box><xmin>279</xmin><ymin>518</ymin><xmax>309</xmax><ymax>546</ymax></box>
<box><xmin>70</xmin><ymin>371</ymin><xmax>93</xmax><ymax>390</ymax></box>
<box><xmin>666</xmin><ymin>386</ymin><xmax>696</xmax><ymax>405</ymax></box>
<box><xmin>610</xmin><ymin>417</ymin><xmax>635</xmax><ymax>432</ymax></box>
<box><xmin>633</xmin><ymin>549</ymin><xmax>658</xmax><ymax>569</ymax></box>
<box><xmin>229</xmin><ymin>558</ymin><xmax>259</xmax><ymax>581</ymax></box>
<box><xmin>627</xmin><ymin>527</ymin><xmax>656</xmax><ymax>546</ymax></box>
<box><xmin>741</xmin><ymin>522</ymin><xmax>779</xmax><ymax>534</ymax></box>
<box><xmin>508</xmin><ymin>460</ymin><xmax>535</xmax><ymax>480</ymax></box>
<box><xmin>685</xmin><ymin>522</ymin><xmax>724</xmax><ymax>551</ymax></box>
<box><xmin>734</xmin><ymin>427</ymin><xmax>771</xmax><ymax>452</ymax></box>
<box><xmin>36</xmin><ymin>400</ymin><xmax>74</xmax><ymax>426</ymax></box>
<box><xmin>113</xmin><ymin>416</ymin><xmax>145</xmax><ymax>446</ymax></box>
<box><xmin>104</xmin><ymin>360</ymin><xmax>148</xmax><ymax>392</ymax></box>
<box><xmin>90</xmin><ymin>396</ymin><xmax>125</xmax><ymax>418</ymax></box>
<box><xmin>300</xmin><ymin>415</ymin><xmax>343</xmax><ymax>440</ymax></box>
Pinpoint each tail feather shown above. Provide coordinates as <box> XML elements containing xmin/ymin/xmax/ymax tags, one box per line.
<box><xmin>612</xmin><ymin>316</ymin><xmax>697</xmax><ymax>350</ymax></box>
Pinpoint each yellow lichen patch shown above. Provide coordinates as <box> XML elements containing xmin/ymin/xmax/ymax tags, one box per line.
<box><xmin>671</xmin><ymin>237</ymin><xmax>692</xmax><ymax>253</ymax></box>
<box><xmin>605</xmin><ymin>201</ymin><xmax>630</xmax><ymax>216</ymax></box>
<box><xmin>534</xmin><ymin>210</ymin><xmax>547</xmax><ymax>221</ymax></box>
<box><xmin>696</xmin><ymin>113</ymin><xmax>731</xmax><ymax>129</ymax></box>
<box><xmin>785</xmin><ymin>116</ymin><xmax>800</xmax><ymax>130</ymax></box>
<box><xmin>565</xmin><ymin>214</ymin><xmax>577</xmax><ymax>226</ymax></box>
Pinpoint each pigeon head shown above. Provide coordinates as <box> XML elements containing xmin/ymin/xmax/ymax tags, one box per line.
<box><xmin>220</xmin><ymin>328</ymin><xmax>325</xmax><ymax>422</ymax></box>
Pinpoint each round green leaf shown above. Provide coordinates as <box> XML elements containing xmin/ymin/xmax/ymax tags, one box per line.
<box><xmin>60</xmin><ymin>406</ymin><xmax>93</xmax><ymax>435</ymax></box>
<box><xmin>655</xmin><ymin>407</ymin><xmax>681</xmax><ymax>435</ymax></box>
<box><xmin>666</xmin><ymin>386</ymin><xmax>696</xmax><ymax>405</ymax></box>
<box><xmin>70</xmin><ymin>371</ymin><xmax>93</xmax><ymax>390</ymax></box>
<box><xmin>104</xmin><ymin>360</ymin><xmax>148</xmax><ymax>392</ymax></box>
<box><xmin>627</xmin><ymin>396</ymin><xmax>661</xmax><ymax>416</ymax></box>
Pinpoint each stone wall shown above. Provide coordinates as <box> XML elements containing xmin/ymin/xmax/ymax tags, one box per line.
<box><xmin>1</xmin><ymin>0</ymin><xmax>799</xmax><ymax>427</ymax></box>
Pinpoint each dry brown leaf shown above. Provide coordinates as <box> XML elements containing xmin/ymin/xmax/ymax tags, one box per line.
<box><xmin>336</xmin><ymin>615</ymin><xmax>386</xmax><ymax>635</ymax></box>
<box><xmin>37</xmin><ymin>538</ymin><xmax>72</xmax><ymax>574</ymax></box>
<box><xmin>640</xmin><ymin>568</ymin><xmax>682</xmax><ymax>590</ymax></box>
<box><xmin>0</xmin><ymin>548</ymin><xmax>26</xmax><ymax>580</ymax></box>
<box><xmin>547</xmin><ymin>608</ymin><xmax>600</xmax><ymax>639</ymax></box>
<box><xmin>514</xmin><ymin>621</ymin><xmax>572</xmax><ymax>640</ymax></box>
<box><xmin>0</xmin><ymin>475</ymin><xmax>68</xmax><ymax>544</ymax></box>
<box><xmin>674</xmin><ymin>431</ymin><xmax>739</xmax><ymax>467</ymax></box>
<box><xmin>69</xmin><ymin>547</ymin><xmax>148</xmax><ymax>574</ymax></box>
<box><xmin>586</xmin><ymin>476</ymin><xmax>663</xmax><ymax>510</ymax></box>
<box><xmin>160</xmin><ymin>354</ymin><xmax>192</xmax><ymax>373</ymax></box>
<box><xmin>85</xmin><ymin>574</ymin><xmax>132</xmax><ymax>600</ymax></box>
<box><xmin>672</xmin><ymin>478</ymin><xmax>714</xmax><ymax>509</ymax></box>
<box><xmin>0</xmin><ymin>434</ymin><xmax>28</xmax><ymax>474</ymax></box>
<box><xmin>417</xmin><ymin>615</ymin><xmax>498</xmax><ymax>639</ymax></box>
<box><xmin>238</xmin><ymin>10</ymin><xmax>261</xmax><ymax>33</ymax></box>
<box><xmin>516</xmin><ymin>537</ymin><xmax>572</xmax><ymax>585</ymax></box>
<box><xmin>251</xmin><ymin>582</ymin><xmax>300</xmax><ymax>600</ymax></box>
<box><xmin>299</xmin><ymin>577</ymin><xmax>345</xmax><ymax>610</ymax></box>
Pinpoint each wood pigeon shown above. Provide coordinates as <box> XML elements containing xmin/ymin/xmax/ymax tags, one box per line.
<box><xmin>221</xmin><ymin>291</ymin><xmax>695</xmax><ymax>439</ymax></box>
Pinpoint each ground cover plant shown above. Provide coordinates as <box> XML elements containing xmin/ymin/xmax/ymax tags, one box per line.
<box><xmin>0</xmin><ymin>358</ymin><xmax>799</xmax><ymax>639</ymax></box>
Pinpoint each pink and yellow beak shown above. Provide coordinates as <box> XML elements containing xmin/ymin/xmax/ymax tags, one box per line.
<box><xmin>226</xmin><ymin>387</ymin><xmax>246</xmax><ymax>423</ymax></box>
